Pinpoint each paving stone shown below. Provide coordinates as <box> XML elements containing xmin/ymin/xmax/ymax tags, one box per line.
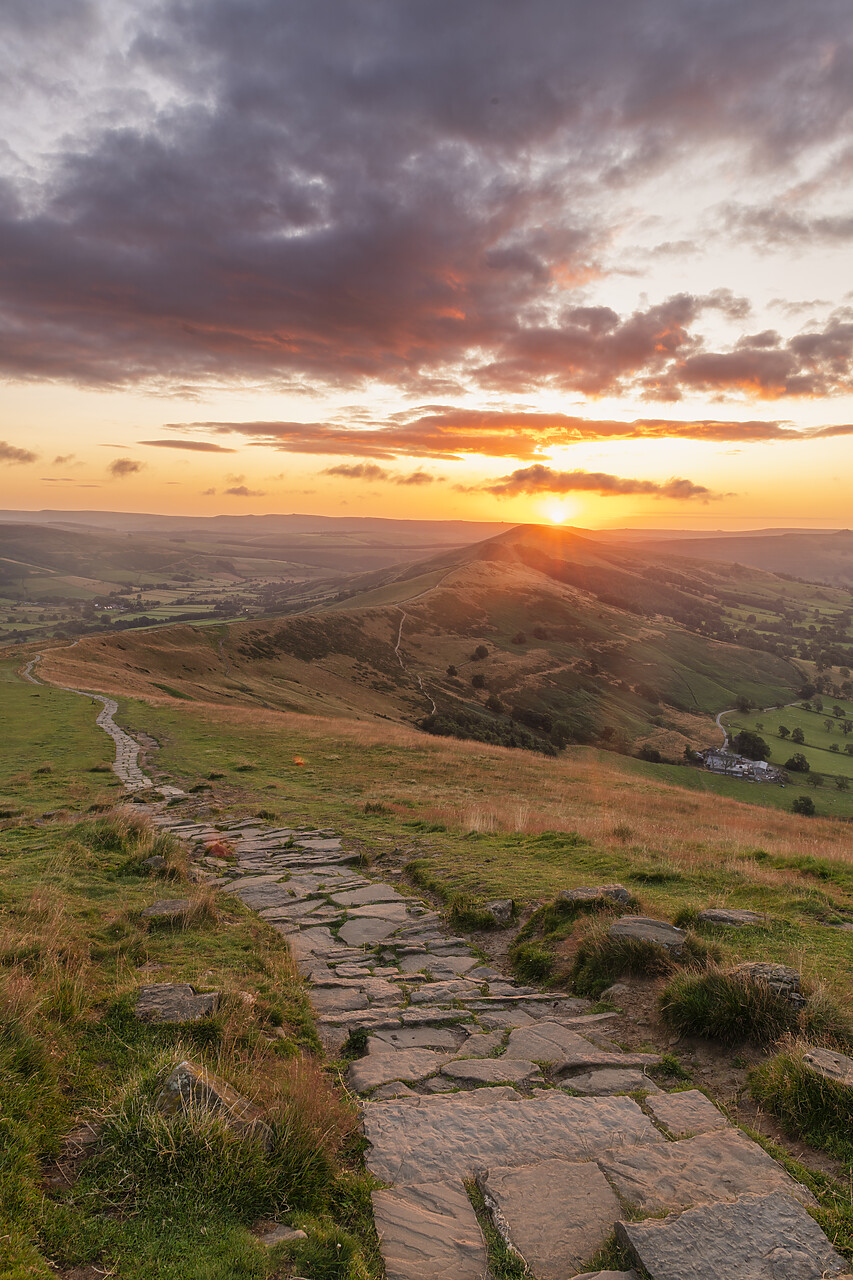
<box><xmin>477</xmin><ymin>1158</ymin><xmax>622</xmax><ymax>1280</ymax></box>
<box><xmin>408</xmin><ymin>979</ymin><xmax>477</xmax><ymax>1003</ymax></box>
<box><xmin>371</xmin><ymin>1181</ymin><xmax>487</xmax><ymax>1280</ymax></box>
<box><xmin>572</xmin><ymin>1272</ymin><xmax>639</xmax><ymax>1279</ymax></box>
<box><xmin>331</xmin><ymin>885</ymin><xmax>408</xmax><ymax>906</ymax></box>
<box><xmin>338</xmin><ymin>917</ymin><xmax>402</xmax><ymax>947</ymax></box>
<box><xmin>802</xmin><ymin>1044</ymin><xmax>853</xmax><ymax>1086</ymax></box>
<box><xmin>309</xmin><ymin>987</ymin><xmax>372</xmax><ymax>1013</ymax></box>
<box><xmin>398</xmin><ymin>952</ymin><xmax>479</xmax><ymax>976</ymax></box>
<box><xmin>374</xmin><ymin>1082</ymin><xmax>419</xmax><ymax>1100</ymax></box>
<box><xmin>504</xmin><ymin>1022</ymin><xmax>657</xmax><ymax>1073</ymax></box>
<box><xmin>644</xmin><ymin>1090</ymin><xmax>729</xmax><ymax>1137</ymax></box>
<box><xmin>135</xmin><ymin>983</ymin><xmax>219</xmax><ymax>1023</ymax></box>
<box><xmin>568</xmin><ymin>1068</ymin><xmax>661</xmax><ymax>1095</ymax></box>
<box><xmin>372</xmin><ymin>1027</ymin><xmax>465</xmax><ymax>1050</ymax></box>
<box><xmin>477</xmin><ymin>1008</ymin><xmax>537</xmax><ymax>1029</ymax></box>
<box><xmin>697</xmin><ymin>908</ymin><xmax>766</xmax><ymax>927</ymax></box>
<box><xmin>560</xmin><ymin>884</ymin><xmax>633</xmax><ymax>905</ymax></box>
<box><xmin>423</xmin><ymin>1075</ymin><xmax>458</xmax><ymax>1092</ymax></box>
<box><xmin>616</xmin><ymin>1191</ymin><xmax>847</xmax><ymax>1280</ymax></box>
<box><xmin>454</xmin><ymin>1030</ymin><xmax>506</xmax><ymax>1058</ymax></box>
<box><xmin>233</xmin><ymin>883</ymin><xmax>297</xmax><ymax>910</ymax></box>
<box><xmin>140</xmin><ymin>897</ymin><xmax>192</xmax><ymax>921</ymax></box>
<box><xmin>608</xmin><ymin>917</ymin><xmax>686</xmax><ymax>950</ymax></box>
<box><xmin>363</xmin><ymin>1093</ymin><xmax>663</xmax><ymax>1185</ymax></box>
<box><xmin>441</xmin><ymin>1057</ymin><xmax>542</xmax><ymax>1086</ymax></box>
<box><xmin>348</xmin><ymin>1048</ymin><xmax>450</xmax><ymax>1092</ymax></box>
<box><xmin>345</xmin><ymin>902</ymin><xmax>413</xmax><ymax>921</ymax></box>
<box><xmin>598</xmin><ymin>1129</ymin><xmax>813</xmax><ymax>1215</ymax></box>
<box><xmin>155</xmin><ymin>1060</ymin><xmax>272</xmax><ymax>1148</ymax></box>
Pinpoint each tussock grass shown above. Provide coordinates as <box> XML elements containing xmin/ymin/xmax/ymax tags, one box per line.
<box><xmin>660</xmin><ymin>968</ymin><xmax>853</xmax><ymax>1047</ymax></box>
<box><xmin>750</xmin><ymin>1038</ymin><xmax>853</xmax><ymax>1164</ymax></box>
<box><xmin>508</xmin><ymin>891</ymin><xmax>628</xmax><ymax>983</ymax></box>
<box><xmin>570</xmin><ymin>918</ymin><xmax>719</xmax><ymax>999</ymax></box>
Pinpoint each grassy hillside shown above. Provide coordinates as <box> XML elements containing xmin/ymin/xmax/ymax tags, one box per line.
<box><xmin>635</xmin><ymin>529</ymin><xmax>853</xmax><ymax>587</ymax></box>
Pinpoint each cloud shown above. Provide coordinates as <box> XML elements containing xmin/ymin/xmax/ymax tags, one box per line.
<box><xmin>481</xmin><ymin>464</ymin><xmax>717</xmax><ymax>501</ymax></box>
<box><xmin>139</xmin><ymin>439</ymin><xmax>237</xmax><ymax>453</ymax></box>
<box><xmin>201</xmin><ymin>487</ymin><xmax>216</xmax><ymax>494</ymax></box>
<box><xmin>108</xmin><ymin>458</ymin><xmax>143</xmax><ymax>478</ymax></box>
<box><xmin>323</xmin><ymin>462</ymin><xmax>390</xmax><ymax>481</ymax></box>
<box><xmin>393</xmin><ymin>470</ymin><xmax>437</xmax><ymax>486</ymax></box>
<box><xmin>52</xmin><ymin>453</ymin><xmax>76</xmax><ymax>465</ymax></box>
<box><xmin>224</xmin><ymin>485</ymin><xmax>265</xmax><ymax>496</ymax></box>
<box><xmin>0</xmin><ymin>440</ymin><xmax>37</xmax><ymax>464</ymax></box>
<box><xmin>0</xmin><ymin>0</ymin><xmax>852</xmax><ymax>401</ymax></box>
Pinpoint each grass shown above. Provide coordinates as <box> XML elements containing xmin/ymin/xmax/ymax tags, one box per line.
<box><xmin>750</xmin><ymin>1039</ymin><xmax>853</xmax><ymax>1165</ymax></box>
<box><xmin>660</xmin><ymin>968</ymin><xmax>853</xmax><ymax>1047</ymax></box>
<box><xmin>0</xmin><ymin>806</ymin><xmax>381</xmax><ymax>1278</ymax></box>
<box><xmin>569</xmin><ymin>919</ymin><xmax>720</xmax><ymax>999</ymax></box>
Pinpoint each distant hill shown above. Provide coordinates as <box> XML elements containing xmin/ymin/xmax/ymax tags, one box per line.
<box><xmin>43</xmin><ymin>522</ymin><xmax>848</xmax><ymax>764</ymax></box>
<box><xmin>628</xmin><ymin>529</ymin><xmax>853</xmax><ymax>586</ymax></box>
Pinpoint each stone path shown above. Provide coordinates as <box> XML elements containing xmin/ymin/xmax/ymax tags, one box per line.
<box><xmin>21</xmin><ymin>651</ymin><xmax>174</xmax><ymax>793</ymax></box>
<box><xmin>149</xmin><ymin>812</ymin><xmax>850</xmax><ymax>1280</ymax></box>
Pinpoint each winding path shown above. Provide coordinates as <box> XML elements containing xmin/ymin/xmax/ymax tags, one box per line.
<box><xmin>394</xmin><ymin>608</ymin><xmax>437</xmax><ymax>716</ymax></box>
<box><xmin>21</xmin><ymin>650</ymin><xmax>163</xmax><ymax>792</ymax></box>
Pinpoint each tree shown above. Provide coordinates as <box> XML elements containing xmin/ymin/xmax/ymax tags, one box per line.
<box><xmin>792</xmin><ymin>795</ymin><xmax>816</xmax><ymax>816</ymax></box>
<box><xmin>735</xmin><ymin>694</ymin><xmax>753</xmax><ymax>713</ymax></box>
<box><xmin>808</xmin><ymin>773</ymin><xmax>824</xmax><ymax>788</ymax></box>
<box><xmin>446</xmin><ymin>664</ymin><xmax>458</xmax><ymax>677</ymax></box>
<box><xmin>638</xmin><ymin>744</ymin><xmax>662</xmax><ymax>763</ymax></box>
<box><xmin>472</xmin><ymin>644</ymin><xmax>489</xmax><ymax>661</ymax></box>
<box><xmin>835</xmin><ymin>776</ymin><xmax>850</xmax><ymax>791</ymax></box>
<box><xmin>785</xmin><ymin>753</ymin><xmax>810</xmax><ymax>772</ymax></box>
<box><xmin>791</xmin><ymin>727</ymin><xmax>805</xmax><ymax>744</ymax></box>
<box><xmin>834</xmin><ymin>704</ymin><xmax>845</xmax><ymax>718</ymax></box>
<box><xmin>485</xmin><ymin>694</ymin><xmax>504</xmax><ymax>714</ymax></box>
<box><xmin>825</xmin><ymin>718</ymin><xmax>835</xmax><ymax>732</ymax></box>
<box><xmin>733</xmin><ymin>730</ymin><xmax>770</xmax><ymax>761</ymax></box>
<box><xmin>511</xmin><ymin>631</ymin><xmax>526</xmax><ymax>645</ymax></box>
<box><xmin>471</xmin><ymin>672</ymin><xmax>486</xmax><ymax>689</ymax></box>
<box><xmin>846</xmin><ymin>743</ymin><xmax>853</xmax><ymax>757</ymax></box>
<box><xmin>778</xmin><ymin>725</ymin><xmax>790</xmax><ymax>739</ymax></box>
<box><xmin>843</xmin><ymin>720</ymin><xmax>852</xmax><ymax>735</ymax></box>
<box><xmin>830</xmin><ymin>743</ymin><xmax>840</xmax><ymax>753</ymax></box>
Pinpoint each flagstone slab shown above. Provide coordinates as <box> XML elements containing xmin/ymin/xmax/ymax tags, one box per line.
<box><xmin>373</xmin><ymin>1027</ymin><xmax>466</xmax><ymax>1050</ymax></box>
<box><xmin>363</xmin><ymin>1093</ymin><xmax>663</xmax><ymax>1185</ymax></box>
<box><xmin>598</xmin><ymin>1129</ymin><xmax>813</xmax><ymax>1216</ymax></box>
<box><xmin>504</xmin><ymin>1022</ymin><xmax>658</xmax><ymax>1073</ymax></box>
<box><xmin>454</xmin><ymin>1030</ymin><xmax>506</xmax><ymax>1058</ymax></box>
<box><xmin>568</xmin><ymin>1067</ymin><xmax>661</xmax><ymax>1095</ymax></box>
<box><xmin>616</xmin><ymin>1192</ymin><xmax>847</xmax><ymax>1280</ymax></box>
<box><xmin>371</xmin><ymin>1181</ymin><xmax>487</xmax><ymax>1280</ymax></box>
<box><xmin>477</xmin><ymin>1158</ymin><xmax>622</xmax><ymax>1280</ymax></box>
<box><xmin>441</xmin><ymin>1057</ymin><xmax>541</xmax><ymax>1086</ymax></box>
<box><xmin>331</xmin><ymin>885</ymin><xmax>408</xmax><ymax>905</ymax></box>
<box><xmin>338</xmin><ymin>917</ymin><xmax>402</xmax><ymax>947</ymax></box>
<box><xmin>644</xmin><ymin>1090</ymin><xmax>729</xmax><ymax>1137</ymax></box>
<box><xmin>349</xmin><ymin>1048</ymin><xmax>450</xmax><ymax>1092</ymax></box>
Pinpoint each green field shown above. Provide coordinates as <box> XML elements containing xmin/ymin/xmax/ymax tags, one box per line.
<box><xmin>724</xmin><ymin>699</ymin><xmax>853</xmax><ymax>793</ymax></box>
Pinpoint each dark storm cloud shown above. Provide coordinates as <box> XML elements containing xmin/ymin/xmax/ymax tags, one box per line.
<box><xmin>168</xmin><ymin>407</ymin><xmax>814</xmax><ymax>462</ymax></box>
<box><xmin>481</xmin><ymin>465</ymin><xmax>716</xmax><ymax>500</ymax></box>
<box><xmin>1</xmin><ymin>0</ymin><xmax>853</xmax><ymax>395</ymax></box>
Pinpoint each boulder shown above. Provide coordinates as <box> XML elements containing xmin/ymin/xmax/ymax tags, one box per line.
<box><xmin>561</xmin><ymin>885</ymin><xmax>632</xmax><ymax>906</ymax></box>
<box><xmin>609</xmin><ymin>917</ymin><xmax>686</xmax><ymax>950</ymax></box>
<box><xmin>483</xmin><ymin>898</ymin><xmax>515</xmax><ymax>926</ymax></box>
<box><xmin>155</xmin><ymin>1060</ymin><xmax>272</xmax><ymax>1149</ymax></box>
<box><xmin>141</xmin><ymin>898</ymin><xmax>191</xmax><ymax>922</ymax></box>
<box><xmin>142</xmin><ymin>855</ymin><xmax>167</xmax><ymax>872</ymax></box>
<box><xmin>802</xmin><ymin>1044</ymin><xmax>853</xmax><ymax>1087</ymax></box>
<box><xmin>135</xmin><ymin>983</ymin><xmax>220</xmax><ymax>1023</ymax></box>
<box><xmin>732</xmin><ymin>962</ymin><xmax>806</xmax><ymax>1007</ymax></box>
<box><xmin>697</xmin><ymin>908</ymin><xmax>765</xmax><ymax>927</ymax></box>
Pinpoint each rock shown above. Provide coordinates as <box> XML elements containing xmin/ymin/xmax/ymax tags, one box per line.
<box><xmin>338</xmin><ymin>917</ymin><xmax>402</xmax><ymax>947</ymax></box>
<box><xmin>398</xmin><ymin>953</ymin><xmax>478</xmax><ymax>976</ymax></box>
<box><xmin>599</xmin><ymin>983</ymin><xmax>631</xmax><ymax>1001</ymax></box>
<box><xmin>572</xmin><ymin>1272</ymin><xmax>639</xmax><ymax>1279</ymax></box>
<box><xmin>616</xmin><ymin>1191</ymin><xmax>847</xmax><ymax>1280</ymax></box>
<box><xmin>155</xmin><ymin>1060</ymin><xmax>272</xmax><ymax>1149</ymax></box>
<box><xmin>503</xmin><ymin>1021</ymin><xmax>657</xmax><ymax>1073</ymax></box>
<box><xmin>597</xmin><ymin>1129</ymin><xmax>813</xmax><ymax>1216</ymax></box>
<box><xmin>697</xmin><ymin>908</ymin><xmax>765</xmax><ymax>927</ymax></box>
<box><xmin>142</xmin><ymin>855</ymin><xmax>166</xmax><ymax>871</ymax></box>
<box><xmin>476</xmin><ymin>1158</ymin><xmax>622</xmax><ymax>1280</ymax></box>
<box><xmin>331</xmin><ymin>885</ymin><xmax>407</xmax><ymax>905</ymax></box>
<box><xmin>141</xmin><ymin>898</ymin><xmax>191</xmax><ymax>922</ymax></box>
<box><xmin>440</xmin><ymin>1057</ymin><xmax>541</xmax><ymax>1086</ymax></box>
<box><xmin>371</xmin><ymin>1181</ymin><xmax>488</xmax><ymax>1280</ymax></box>
<box><xmin>568</xmin><ymin>1068</ymin><xmax>661</xmax><ymax>1095</ymax></box>
<box><xmin>454</xmin><ymin>1030</ymin><xmax>506</xmax><ymax>1058</ymax></box>
<box><xmin>348</xmin><ymin>1048</ymin><xmax>449</xmax><ymax>1092</ymax></box>
<box><xmin>732</xmin><ymin>961</ymin><xmax>806</xmax><ymax>1007</ymax></box>
<box><xmin>483</xmin><ymin>898</ymin><xmax>515</xmax><ymax>926</ymax></box>
<box><xmin>254</xmin><ymin>1224</ymin><xmax>307</xmax><ymax>1246</ymax></box>
<box><xmin>362</xmin><ymin>1093</ymin><xmax>663</xmax><ymax>1185</ymax></box>
<box><xmin>561</xmin><ymin>884</ymin><xmax>632</xmax><ymax>906</ymax></box>
<box><xmin>644</xmin><ymin>1090</ymin><xmax>729</xmax><ymax>1137</ymax></box>
<box><xmin>372</xmin><ymin>1027</ymin><xmax>463</xmax><ymax>1050</ymax></box>
<box><xmin>801</xmin><ymin>1044</ymin><xmax>853</xmax><ymax>1087</ymax></box>
<box><xmin>374</xmin><ymin>1082</ymin><xmax>419</xmax><ymax>1100</ymax></box>
<box><xmin>609</xmin><ymin>917</ymin><xmax>686</xmax><ymax>951</ymax></box>
<box><xmin>135</xmin><ymin>983</ymin><xmax>219</xmax><ymax>1023</ymax></box>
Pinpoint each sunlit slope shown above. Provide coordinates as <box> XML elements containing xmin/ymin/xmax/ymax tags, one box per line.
<box><xmin>38</xmin><ymin>524</ymin><xmax>808</xmax><ymax>759</ymax></box>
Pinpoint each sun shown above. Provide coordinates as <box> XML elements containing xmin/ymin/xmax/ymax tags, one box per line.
<box><xmin>542</xmin><ymin>498</ymin><xmax>577</xmax><ymax>525</ymax></box>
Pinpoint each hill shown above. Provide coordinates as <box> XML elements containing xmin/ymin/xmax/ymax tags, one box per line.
<box><xmin>631</xmin><ymin>529</ymin><xmax>853</xmax><ymax>586</ymax></box>
<box><xmin>37</xmin><ymin>522</ymin><xmax>849</xmax><ymax>767</ymax></box>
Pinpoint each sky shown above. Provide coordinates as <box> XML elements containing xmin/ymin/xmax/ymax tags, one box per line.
<box><xmin>2</xmin><ymin>0</ymin><xmax>853</xmax><ymax>529</ymax></box>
